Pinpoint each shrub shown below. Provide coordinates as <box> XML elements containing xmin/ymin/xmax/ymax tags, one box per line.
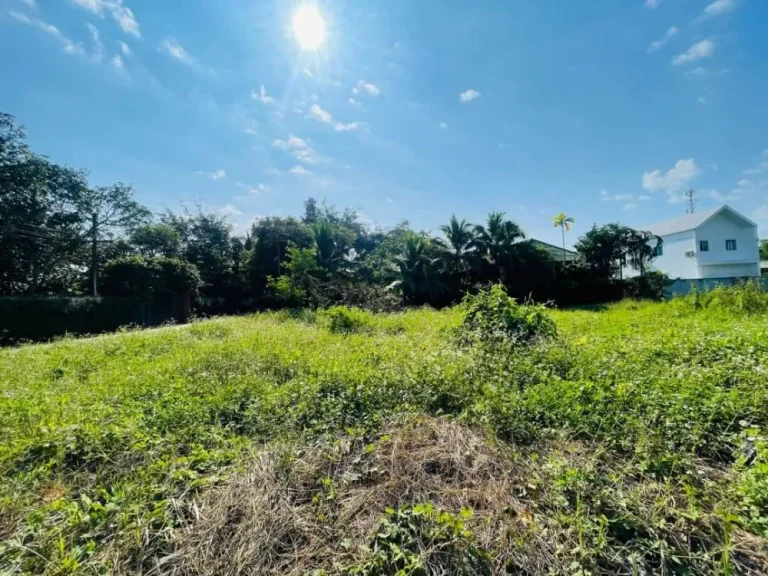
<box><xmin>456</xmin><ymin>284</ymin><xmax>556</xmax><ymax>344</ymax></box>
<box><xmin>622</xmin><ymin>272</ymin><xmax>670</xmax><ymax>300</ymax></box>
<box><xmin>319</xmin><ymin>305</ymin><xmax>375</xmax><ymax>334</ymax></box>
<box><xmin>673</xmin><ymin>281</ymin><xmax>768</xmax><ymax>315</ymax></box>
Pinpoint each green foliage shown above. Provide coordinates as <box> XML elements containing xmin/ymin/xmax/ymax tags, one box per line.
<box><xmin>347</xmin><ymin>505</ymin><xmax>490</xmax><ymax>575</ymax></box>
<box><xmin>623</xmin><ymin>271</ymin><xmax>671</xmax><ymax>300</ymax></box>
<box><xmin>2</xmin><ymin>301</ymin><xmax>768</xmax><ymax>573</ymax></box>
<box><xmin>101</xmin><ymin>255</ymin><xmax>201</xmax><ymax>299</ymax></box>
<box><xmin>674</xmin><ymin>281</ymin><xmax>768</xmax><ymax>315</ymax></box>
<box><xmin>457</xmin><ymin>284</ymin><xmax>556</xmax><ymax>344</ymax></box>
<box><xmin>319</xmin><ymin>305</ymin><xmax>375</xmax><ymax>334</ymax></box>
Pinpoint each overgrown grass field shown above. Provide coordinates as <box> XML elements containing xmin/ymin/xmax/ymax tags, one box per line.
<box><xmin>2</xmin><ymin>288</ymin><xmax>768</xmax><ymax>574</ymax></box>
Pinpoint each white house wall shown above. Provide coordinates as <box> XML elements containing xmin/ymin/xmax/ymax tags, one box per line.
<box><xmin>645</xmin><ymin>231</ymin><xmax>699</xmax><ymax>279</ymax></box>
<box><xmin>694</xmin><ymin>215</ymin><xmax>760</xmax><ymax>278</ymax></box>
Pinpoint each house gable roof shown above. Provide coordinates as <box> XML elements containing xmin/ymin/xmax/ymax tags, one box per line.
<box><xmin>644</xmin><ymin>205</ymin><xmax>757</xmax><ymax>237</ymax></box>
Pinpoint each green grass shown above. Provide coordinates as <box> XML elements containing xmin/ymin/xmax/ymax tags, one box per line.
<box><xmin>2</xmin><ymin>298</ymin><xmax>768</xmax><ymax>574</ymax></box>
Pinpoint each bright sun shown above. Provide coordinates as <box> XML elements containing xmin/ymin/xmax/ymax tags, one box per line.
<box><xmin>292</xmin><ymin>5</ymin><xmax>326</xmax><ymax>50</ymax></box>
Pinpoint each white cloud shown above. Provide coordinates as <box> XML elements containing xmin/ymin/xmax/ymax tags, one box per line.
<box><xmin>348</xmin><ymin>97</ymin><xmax>362</xmax><ymax>108</ymax></box>
<box><xmin>642</xmin><ymin>158</ymin><xmax>701</xmax><ymax>193</ymax></box>
<box><xmin>697</xmin><ymin>96</ymin><xmax>707</xmax><ymax>104</ymax></box>
<box><xmin>439</xmin><ymin>122</ymin><xmax>448</xmax><ymax>130</ymax></box>
<box><xmin>743</xmin><ymin>150</ymin><xmax>768</xmax><ymax>175</ymax></box>
<box><xmin>599</xmin><ymin>189</ymin><xmax>609</xmax><ymax>201</ymax></box>
<box><xmin>197</xmin><ymin>169</ymin><xmax>226</xmax><ymax>181</ymax></box>
<box><xmin>600</xmin><ymin>190</ymin><xmax>635</xmax><ymax>202</ymax></box>
<box><xmin>10</xmin><ymin>12</ymin><xmax>85</xmax><ymax>56</ymax></box>
<box><xmin>703</xmin><ymin>0</ymin><xmax>736</xmax><ymax>17</ymax></box>
<box><xmin>289</xmin><ymin>165</ymin><xmax>310</xmax><ymax>175</ymax></box>
<box><xmin>672</xmin><ymin>40</ymin><xmax>714</xmax><ymax>66</ymax></box>
<box><xmin>68</xmin><ymin>0</ymin><xmax>140</xmax><ymax>37</ymax></box>
<box><xmin>217</xmin><ymin>204</ymin><xmax>243</xmax><ymax>218</ymax></box>
<box><xmin>86</xmin><ymin>23</ymin><xmax>103</xmax><ymax>62</ymax></box>
<box><xmin>244</xmin><ymin>127</ymin><xmax>257</xmax><ymax>135</ymax></box>
<box><xmin>303</xmin><ymin>68</ymin><xmax>313</xmax><ymax>77</ymax></box>
<box><xmin>622</xmin><ymin>203</ymin><xmax>638</xmax><ymax>211</ymax></box>
<box><xmin>459</xmin><ymin>89</ymin><xmax>481</xmax><ymax>103</ymax></box>
<box><xmin>251</xmin><ymin>84</ymin><xmax>275</xmax><ymax>105</ymax></box>
<box><xmin>236</xmin><ymin>182</ymin><xmax>267</xmax><ymax>194</ymax></box>
<box><xmin>647</xmin><ymin>26</ymin><xmax>678</xmax><ymax>53</ymax></box>
<box><xmin>752</xmin><ymin>206</ymin><xmax>768</xmax><ymax>232</ymax></box>
<box><xmin>118</xmin><ymin>41</ymin><xmax>130</xmax><ymax>55</ymax></box>
<box><xmin>309</xmin><ymin>103</ymin><xmax>333</xmax><ymax>123</ymax></box>
<box><xmin>111</xmin><ymin>53</ymin><xmax>125</xmax><ymax>71</ymax></box>
<box><xmin>615</xmin><ymin>193</ymin><xmax>633</xmax><ymax>201</ymax></box>
<box><xmin>386</xmin><ymin>197</ymin><xmax>394</xmax><ymax>204</ymax></box>
<box><xmin>638</xmin><ymin>195</ymin><xmax>652</xmax><ymax>201</ymax></box>
<box><xmin>353</xmin><ymin>80</ymin><xmax>380</xmax><ymax>97</ymax></box>
<box><xmin>273</xmin><ymin>135</ymin><xmax>308</xmax><ymax>150</ymax></box>
<box><xmin>160</xmin><ymin>38</ymin><xmax>194</xmax><ymax>66</ymax></box>
<box><xmin>308</xmin><ymin>104</ymin><xmax>360</xmax><ymax>132</ymax></box>
<box><xmin>644</xmin><ymin>0</ymin><xmax>661</xmax><ymax>8</ymax></box>
<box><xmin>20</xmin><ymin>0</ymin><xmax>37</xmax><ymax>6</ymax></box>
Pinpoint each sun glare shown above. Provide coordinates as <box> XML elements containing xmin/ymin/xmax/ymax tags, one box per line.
<box><xmin>292</xmin><ymin>4</ymin><xmax>326</xmax><ymax>51</ymax></box>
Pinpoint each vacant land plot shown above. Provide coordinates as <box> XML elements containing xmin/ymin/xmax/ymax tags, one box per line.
<box><xmin>2</xmin><ymin>294</ymin><xmax>768</xmax><ymax>574</ymax></box>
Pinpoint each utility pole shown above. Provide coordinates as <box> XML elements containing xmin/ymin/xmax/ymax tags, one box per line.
<box><xmin>685</xmin><ymin>189</ymin><xmax>696</xmax><ymax>214</ymax></box>
<box><xmin>91</xmin><ymin>212</ymin><xmax>99</xmax><ymax>297</ymax></box>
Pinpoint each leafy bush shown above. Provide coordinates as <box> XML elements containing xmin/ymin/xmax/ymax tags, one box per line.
<box><xmin>673</xmin><ymin>281</ymin><xmax>768</xmax><ymax>315</ymax></box>
<box><xmin>457</xmin><ymin>284</ymin><xmax>556</xmax><ymax>344</ymax></box>
<box><xmin>622</xmin><ymin>271</ymin><xmax>670</xmax><ymax>300</ymax></box>
<box><xmin>319</xmin><ymin>305</ymin><xmax>375</xmax><ymax>334</ymax></box>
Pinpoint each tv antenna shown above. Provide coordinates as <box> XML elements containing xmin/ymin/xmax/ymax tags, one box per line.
<box><xmin>685</xmin><ymin>189</ymin><xmax>696</xmax><ymax>214</ymax></box>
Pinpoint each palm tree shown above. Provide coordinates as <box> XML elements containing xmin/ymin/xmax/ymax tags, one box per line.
<box><xmin>437</xmin><ymin>215</ymin><xmax>475</xmax><ymax>275</ymax></box>
<box><xmin>552</xmin><ymin>212</ymin><xmax>575</xmax><ymax>264</ymax></box>
<box><xmin>390</xmin><ymin>232</ymin><xmax>446</xmax><ymax>305</ymax></box>
<box><xmin>313</xmin><ymin>219</ymin><xmax>345</xmax><ymax>273</ymax></box>
<box><xmin>472</xmin><ymin>211</ymin><xmax>526</xmax><ymax>281</ymax></box>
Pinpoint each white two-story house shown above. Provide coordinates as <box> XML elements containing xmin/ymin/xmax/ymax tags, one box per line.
<box><xmin>630</xmin><ymin>205</ymin><xmax>760</xmax><ymax>281</ymax></box>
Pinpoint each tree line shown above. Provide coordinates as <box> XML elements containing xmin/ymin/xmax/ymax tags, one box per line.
<box><xmin>1</xmin><ymin>111</ymin><xmax>666</xmax><ymax>313</ymax></box>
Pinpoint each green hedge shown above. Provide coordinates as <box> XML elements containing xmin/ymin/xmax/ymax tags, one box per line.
<box><xmin>0</xmin><ymin>297</ymin><xmax>173</xmax><ymax>345</ymax></box>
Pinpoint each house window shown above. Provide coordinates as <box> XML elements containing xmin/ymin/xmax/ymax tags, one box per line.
<box><xmin>726</xmin><ymin>239</ymin><xmax>737</xmax><ymax>251</ymax></box>
<box><xmin>699</xmin><ymin>240</ymin><xmax>709</xmax><ymax>252</ymax></box>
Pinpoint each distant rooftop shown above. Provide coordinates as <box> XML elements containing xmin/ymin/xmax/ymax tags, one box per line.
<box><xmin>644</xmin><ymin>205</ymin><xmax>756</xmax><ymax>237</ymax></box>
<box><xmin>525</xmin><ymin>238</ymin><xmax>578</xmax><ymax>261</ymax></box>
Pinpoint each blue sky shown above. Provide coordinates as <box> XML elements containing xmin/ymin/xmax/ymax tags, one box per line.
<box><xmin>2</xmin><ymin>0</ymin><xmax>768</xmax><ymax>246</ymax></box>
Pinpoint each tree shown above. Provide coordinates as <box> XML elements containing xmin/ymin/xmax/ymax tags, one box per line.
<box><xmin>82</xmin><ymin>184</ymin><xmax>150</xmax><ymax>296</ymax></box>
<box><xmin>575</xmin><ymin>224</ymin><xmax>661</xmax><ymax>279</ymax></box>
<box><xmin>130</xmin><ymin>223</ymin><xmax>181</xmax><ymax>258</ymax></box>
<box><xmin>0</xmin><ymin>113</ymin><xmax>90</xmax><ymax>295</ymax></box>
<box><xmin>472</xmin><ymin>212</ymin><xmax>526</xmax><ymax>283</ymax></box>
<box><xmin>438</xmin><ymin>215</ymin><xmax>475</xmax><ymax>274</ymax></box>
<box><xmin>624</xmin><ymin>230</ymin><xmax>662</xmax><ymax>277</ymax></box>
<box><xmin>390</xmin><ymin>232</ymin><xmax>446</xmax><ymax>305</ymax></box>
<box><xmin>552</xmin><ymin>212</ymin><xmax>575</xmax><ymax>264</ymax></box>
<box><xmin>313</xmin><ymin>219</ymin><xmax>347</xmax><ymax>274</ymax></box>
<box><xmin>760</xmin><ymin>239</ymin><xmax>768</xmax><ymax>261</ymax></box>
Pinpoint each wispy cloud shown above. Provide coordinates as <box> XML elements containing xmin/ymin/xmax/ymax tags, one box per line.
<box><xmin>702</xmin><ymin>0</ymin><xmax>736</xmax><ymax>18</ymax></box>
<box><xmin>644</xmin><ymin>0</ymin><xmax>661</xmax><ymax>8</ymax></box>
<box><xmin>236</xmin><ymin>182</ymin><xmax>267</xmax><ymax>194</ymax></box>
<box><xmin>252</xmin><ymin>84</ymin><xmax>275</xmax><ymax>105</ymax></box>
<box><xmin>118</xmin><ymin>40</ymin><xmax>130</xmax><ymax>55</ymax></box>
<box><xmin>647</xmin><ymin>26</ymin><xmax>678</xmax><ymax>53</ymax></box>
<box><xmin>743</xmin><ymin>149</ymin><xmax>768</xmax><ymax>176</ymax></box>
<box><xmin>111</xmin><ymin>53</ymin><xmax>126</xmax><ymax>73</ymax></box>
<box><xmin>21</xmin><ymin>0</ymin><xmax>37</xmax><ymax>8</ymax></box>
<box><xmin>439</xmin><ymin>122</ymin><xmax>448</xmax><ymax>130</ymax></box>
<box><xmin>642</xmin><ymin>159</ymin><xmax>701</xmax><ymax>198</ymax></box>
<box><xmin>216</xmin><ymin>203</ymin><xmax>243</xmax><ymax>218</ymax></box>
<box><xmin>289</xmin><ymin>165</ymin><xmax>310</xmax><ymax>175</ymax></box>
<box><xmin>10</xmin><ymin>11</ymin><xmax>85</xmax><ymax>56</ymax></box>
<box><xmin>197</xmin><ymin>169</ymin><xmax>227</xmax><ymax>181</ymax></box>
<box><xmin>622</xmin><ymin>203</ymin><xmax>638</xmax><ymax>211</ymax></box>
<box><xmin>86</xmin><ymin>23</ymin><xmax>103</xmax><ymax>62</ymax></box>
<box><xmin>672</xmin><ymin>40</ymin><xmax>714</xmax><ymax>66</ymax></box>
<box><xmin>685</xmin><ymin>66</ymin><xmax>729</xmax><ymax>79</ymax></box>
<box><xmin>638</xmin><ymin>195</ymin><xmax>652</xmax><ymax>201</ymax></box>
<box><xmin>160</xmin><ymin>38</ymin><xmax>194</xmax><ymax>66</ymax></box>
<box><xmin>68</xmin><ymin>0</ymin><xmax>140</xmax><ymax>37</ymax></box>
<box><xmin>273</xmin><ymin>135</ymin><xmax>324</xmax><ymax>164</ymax></box>
<box><xmin>459</xmin><ymin>89</ymin><xmax>481</xmax><ymax>103</ymax></box>
<box><xmin>352</xmin><ymin>80</ymin><xmax>380</xmax><ymax>97</ymax></box>
<box><xmin>348</xmin><ymin>97</ymin><xmax>362</xmax><ymax>108</ymax></box>
<box><xmin>600</xmin><ymin>190</ymin><xmax>634</xmax><ymax>202</ymax></box>
<box><xmin>308</xmin><ymin>104</ymin><xmax>360</xmax><ymax>132</ymax></box>
<box><xmin>697</xmin><ymin>96</ymin><xmax>708</xmax><ymax>105</ymax></box>
<box><xmin>303</xmin><ymin>68</ymin><xmax>313</xmax><ymax>77</ymax></box>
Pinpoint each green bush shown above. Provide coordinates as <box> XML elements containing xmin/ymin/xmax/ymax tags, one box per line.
<box><xmin>319</xmin><ymin>305</ymin><xmax>375</xmax><ymax>334</ymax></box>
<box><xmin>457</xmin><ymin>284</ymin><xmax>556</xmax><ymax>344</ymax></box>
<box><xmin>673</xmin><ymin>281</ymin><xmax>768</xmax><ymax>315</ymax></box>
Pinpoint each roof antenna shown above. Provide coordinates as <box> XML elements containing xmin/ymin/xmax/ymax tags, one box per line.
<box><xmin>685</xmin><ymin>189</ymin><xmax>696</xmax><ymax>214</ymax></box>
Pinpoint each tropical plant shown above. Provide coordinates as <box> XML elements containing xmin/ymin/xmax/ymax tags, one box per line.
<box><xmin>552</xmin><ymin>212</ymin><xmax>575</xmax><ymax>264</ymax></box>
<box><xmin>390</xmin><ymin>232</ymin><xmax>446</xmax><ymax>305</ymax></box>
<box><xmin>313</xmin><ymin>219</ymin><xmax>346</xmax><ymax>274</ymax></box>
<box><xmin>472</xmin><ymin>212</ymin><xmax>526</xmax><ymax>282</ymax></box>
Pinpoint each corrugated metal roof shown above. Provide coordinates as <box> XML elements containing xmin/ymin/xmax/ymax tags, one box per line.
<box><xmin>644</xmin><ymin>207</ymin><xmax>720</xmax><ymax>237</ymax></box>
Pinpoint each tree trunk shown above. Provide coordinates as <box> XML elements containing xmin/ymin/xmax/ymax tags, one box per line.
<box><xmin>91</xmin><ymin>212</ymin><xmax>98</xmax><ymax>297</ymax></box>
<box><xmin>561</xmin><ymin>226</ymin><xmax>566</xmax><ymax>264</ymax></box>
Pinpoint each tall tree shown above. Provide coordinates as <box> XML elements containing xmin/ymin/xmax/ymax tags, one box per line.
<box><xmin>552</xmin><ymin>212</ymin><xmax>575</xmax><ymax>264</ymax></box>
<box><xmin>82</xmin><ymin>184</ymin><xmax>150</xmax><ymax>296</ymax></box>
<box><xmin>390</xmin><ymin>232</ymin><xmax>446</xmax><ymax>305</ymax></box>
<box><xmin>130</xmin><ymin>223</ymin><xmax>181</xmax><ymax>258</ymax></box>
<box><xmin>472</xmin><ymin>211</ymin><xmax>526</xmax><ymax>283</ymax></box>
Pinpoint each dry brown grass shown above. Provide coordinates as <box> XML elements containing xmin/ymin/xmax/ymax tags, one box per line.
<box><xmin>154</xmin><ymin>417</ymin><xmax>768</xmax><ymax>576</ymax></box>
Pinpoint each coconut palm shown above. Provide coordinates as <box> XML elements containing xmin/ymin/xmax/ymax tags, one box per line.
<box><xmin>472</xmin><ymin>212</ymin><xmax>526</xmax><ymax>281</ymax></box>
<box><xmin>389</xmin><ymin>232</ymin><xmax>446</xmax><ymax>305</ymax></box>
<box><xmin>552</xmin><ymin>212</ymin><xmax>575</xmax><ymax>264</ymax></box>
<box><xmin>313</xmin><ymin>219</ymin><xmax>345</xmax><ymax>273</ymax></box>
<box><xmin>437</xmin><ymin>215</ymin><xmax>475</xmax><ymax>274</ymax></box>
